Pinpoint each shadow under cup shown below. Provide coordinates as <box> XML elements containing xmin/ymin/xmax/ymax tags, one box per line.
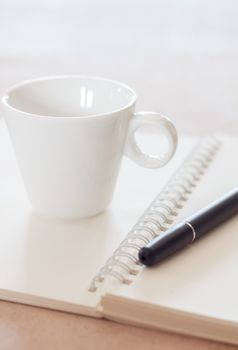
<box><xmin>2</xmin><ymin>76</ymin><xmax>177</xmax><ymax>219</ymax></box>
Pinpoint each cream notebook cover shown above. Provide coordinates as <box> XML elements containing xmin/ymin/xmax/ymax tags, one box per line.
<box><xmin>0</xmin><ymin>118</ymin><xmax>237</xmax><ymax>344</ymax></box>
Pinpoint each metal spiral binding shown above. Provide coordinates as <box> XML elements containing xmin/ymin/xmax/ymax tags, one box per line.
<box><xmin>89</xmin><ymin>137</ymin><xmax>221</xmax><ymax>292</ymax></box>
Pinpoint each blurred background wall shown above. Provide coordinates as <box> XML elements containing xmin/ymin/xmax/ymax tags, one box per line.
<box><xmin>1</xmin><ymin>0</ymin><xmax>238</xmax><ymax>134</ymax></box>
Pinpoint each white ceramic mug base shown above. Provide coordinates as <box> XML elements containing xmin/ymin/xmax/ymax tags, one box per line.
<box><xmin>2</xmin><ymin>76</ymin><xmax>178</xmax><ymax>219</ymax></box>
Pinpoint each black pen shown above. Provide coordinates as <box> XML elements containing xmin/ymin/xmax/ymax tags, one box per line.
<box><xmin>138</xmin><ymin>187</ymin><xmax>238</xmax><ymax>267</ymax></box>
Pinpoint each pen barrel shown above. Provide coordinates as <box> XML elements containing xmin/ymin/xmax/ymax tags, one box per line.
<box><xmin>139</xmin><ymin>187</ymin><xmax>238</xmax><ymax>267</ymax></box>
<box><xmin>189</xmin><ymin>188</ymin><xmax>238</xmax><ymax>239</ymax></box>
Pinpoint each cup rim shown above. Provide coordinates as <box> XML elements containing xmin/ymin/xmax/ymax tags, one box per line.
<box><xmin>2</xmin><ymin>75</ymin><xmax>137</xmax><ymax>119</ymax></box>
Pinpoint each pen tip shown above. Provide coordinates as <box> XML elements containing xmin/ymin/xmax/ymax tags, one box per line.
<box><xmin>138</xmin><ymin>247</ymin><xmax>151</xmax><ymax>266</ymax></box>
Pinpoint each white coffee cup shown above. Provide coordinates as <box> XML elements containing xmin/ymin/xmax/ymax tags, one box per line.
<box><xmin>2</xmin><ymin>75</ymin><xmax>177</xmax><ymax>219</ymax></box>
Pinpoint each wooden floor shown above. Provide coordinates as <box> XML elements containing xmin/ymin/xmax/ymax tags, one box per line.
<box><xmin>0</xmin><ymin>1</ymin><xmax>238</xmax><ymax>349</ymax></box>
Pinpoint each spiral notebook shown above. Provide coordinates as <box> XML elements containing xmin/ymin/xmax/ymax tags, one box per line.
<box><xmin>0</xmin><ymin>118</ymin><xmax>238</xmax><ymax>345</ymax></box>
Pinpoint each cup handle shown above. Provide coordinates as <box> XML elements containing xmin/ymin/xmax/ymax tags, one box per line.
<box><xmin>124</xmin><ymin>111</ymin><xmax>178</xmax><ymax>169</ymax></box>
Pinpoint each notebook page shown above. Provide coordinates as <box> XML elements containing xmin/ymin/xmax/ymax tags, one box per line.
<box><xmin>0</xmin><ymin>119</ymin><xmax>197</xmax><ymax>315</ymax></box>
<box><xmin>106</xmin><ymin>136</ymin><xmax>238</xmax><ymax>323</ymax></box>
